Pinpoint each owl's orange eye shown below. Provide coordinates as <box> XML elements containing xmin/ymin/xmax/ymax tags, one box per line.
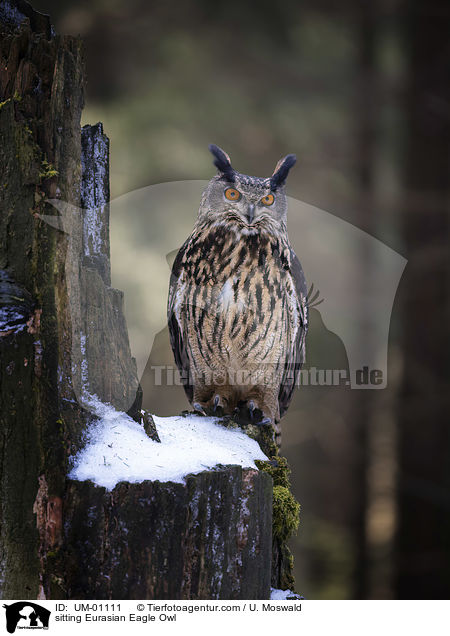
<box><xmin>260</xmin><ymin>193</ymin><xmax>275</xmax><ymax>206</ymax></box>
<box><xmin>224</xmin><ymin>187</ymin><xmax>241</xmax><ymax>201</ymax></box>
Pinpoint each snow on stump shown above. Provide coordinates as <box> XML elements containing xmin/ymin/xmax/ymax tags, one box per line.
<box><xmin>63</xmin><ymin>403</ymin><xmax>273</xmax><ymax>599</ymax></box>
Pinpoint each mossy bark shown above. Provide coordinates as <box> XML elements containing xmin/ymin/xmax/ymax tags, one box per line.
<box><xmin>0</xmin><ymin>0</ymin><xmax>139</xmax><ymax>598</ymax></box>
<box><xmin>0</xmin><ymin>1</ymin><xmax>85</xmax><ymax>598</ymax></box>
<box><xmin>255</xmin><ymin>455</ymin><xmax>300</xmax><ymax>591</ymax></box>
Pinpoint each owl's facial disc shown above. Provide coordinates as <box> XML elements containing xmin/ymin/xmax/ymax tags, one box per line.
<box><xmin>199</xmin><ymin>173</ymin><xmax>287</xmax><ymax>233</ymax></box>
<box><xmin>221</xmin><ymin>184</ymin><xmax>279</xmax><ymax>227</ymax></box>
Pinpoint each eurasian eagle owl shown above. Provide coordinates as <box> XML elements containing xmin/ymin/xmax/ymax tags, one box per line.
<box><xmin>168</xmin><ymin>145</ymin><xmax>308</xmax><ymax>445</ymax></box>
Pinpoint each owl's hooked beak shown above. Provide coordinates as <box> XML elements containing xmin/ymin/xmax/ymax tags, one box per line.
<box><xmin>246</xmin><ymin>203</ymin><xmax>255</xmax><ymax>224</ymax></box>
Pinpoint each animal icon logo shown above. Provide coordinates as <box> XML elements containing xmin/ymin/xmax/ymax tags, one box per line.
<box><xmin>3</xmin><ymin>602</ymin><xmax>50</xmax><ymax>633</ymax></box>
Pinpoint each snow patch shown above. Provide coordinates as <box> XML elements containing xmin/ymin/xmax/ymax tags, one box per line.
<box><xmin>270</xmin><ymin>588</ymin><xmax>303</xmax><ymax>600</ymax></box>
<box><xmin>69</xmin><ymin>395</ymin><xmax>267</xmax><ymax>490</ymax></box>
<box><xmin>0</xmin><ymin>307</ymin><xmax>27</xmax><ymax>334</ymax></box>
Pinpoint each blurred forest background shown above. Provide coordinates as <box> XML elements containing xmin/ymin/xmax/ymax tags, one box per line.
<box><xmin>34</xmin><ymin>0</ymin><xmax>450</xmax><ymax>599</ymax></box>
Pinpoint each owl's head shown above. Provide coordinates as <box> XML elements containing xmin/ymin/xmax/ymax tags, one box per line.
<box><xmin>198</xmin><ymin>145</ymin><xmax>296</xmax><ymax>235</ymax></box>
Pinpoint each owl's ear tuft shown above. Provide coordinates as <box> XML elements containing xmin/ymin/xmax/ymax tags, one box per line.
<box><xmin>270</xmin><ymin>154</ymin><xmax>296</xmax><ymax>190</ymax></box>
<box><xmin>209</xmin><ymin>144</ymin><xmax>235</xmax><ymax>182</ymax></box>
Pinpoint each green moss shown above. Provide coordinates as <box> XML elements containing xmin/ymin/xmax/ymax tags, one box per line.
<box><xmin>246</xmin><ymin>422</ymin><xmax>278</xmax><ymax>457</ymax></box>
<box><xmin>255</xmin><ymin>455</ymin><xmax>291</xmax><ymax>488</ymax></box>
<box><xmin>272</xmin><ymin>485</ymin><xmax>300</xmax><ymax>541</ymax></box>
<box><xmin>256</xmin><ymin>455</ymin><xmax>300</xmax><ymax>542</ymax></box>
<box><xmin>279</xmin><ymin>549</ymin><xmax>296</xmax><ymax>591</ymax></box>
<box><xmin>256</xmin><ymin>453</ymin><xmax>301</xmax><ymax>590</ymax></box>
<box><xmin>0</xmin><ymin>93</ymin><xmax>22</xmax><ymax>110</ymax></box>
<box><xmin>39</xmin><ymin>158</ymin><xmax>59</xmax><ymax>180</ymax></box>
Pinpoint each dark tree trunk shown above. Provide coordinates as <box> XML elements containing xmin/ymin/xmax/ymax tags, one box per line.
<box><xmin>0</xmin><ymin>0</ymin><xmax>85</xmax><ymax>598</ymax></box>
<box><xmin>0</xmin><ymin>0</ymin><xmax>275</xmax><ymax>600</ymax></box>
<box><xmin>351</xmin><ymin>1</ymin><xmax>377</xmax><ymax>600</ymax></box>
<box><xmin>395</xmin><ymin>0</ymin><xmax>450</xmax><ymax>599</ymax></box>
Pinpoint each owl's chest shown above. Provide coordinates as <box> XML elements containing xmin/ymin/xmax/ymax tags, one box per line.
<box><xmin>181</xmin><ymin>235</ymin><xmax>294</xmax><ymax>320</ymax></box>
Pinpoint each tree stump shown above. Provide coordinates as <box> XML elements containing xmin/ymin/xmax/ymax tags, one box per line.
<box><xmin>0</xmin><ymin>0</ymin><xmax>276</xmax><ymax>600</ymax></box>
<box><xmin>64</xmin><ymin>469</ymin><xmax>272</xmax><ymax>599</ymax></box>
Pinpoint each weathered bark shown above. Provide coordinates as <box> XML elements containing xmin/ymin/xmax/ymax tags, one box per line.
<box><xmin>0</xmin><ymin>0</ymin><xmax>85</xmax><ymax>598</ymax></box>
<box><xmin>0</xmin><ymin>0</ymin><xmax>275</xmax><ymax>600</ymax></box>
<box><xmin>63</xmin><ymin>468</ymin><xmax>272</xmax><ymax>600</ymax></box>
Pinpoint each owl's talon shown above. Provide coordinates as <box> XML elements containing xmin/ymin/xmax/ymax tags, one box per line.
<box><xmin>193</xmin><ymin>402</ymin><xmax>206</xmax><ymax>416</ymax></box>
<box><xmin>258</xmin><ymin>417</ymin><xmax>271</xmax><ymax>426</ymax></box>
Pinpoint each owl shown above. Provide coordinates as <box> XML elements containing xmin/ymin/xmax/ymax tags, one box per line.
<box><xmin>168</xmin><ymin>145</ymin><xmax>308</xmax><ymax>444</ymax></box>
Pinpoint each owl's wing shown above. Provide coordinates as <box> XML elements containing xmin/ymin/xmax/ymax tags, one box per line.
<box><xmin>278</xmin><ymin>248</ymin><xmax>308</xmax><ymax>418</ymax></box>
<box><xmin>167</xmin><ymin>241</ymin><xmax>194</xmax><ymax>402</ymax></box>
